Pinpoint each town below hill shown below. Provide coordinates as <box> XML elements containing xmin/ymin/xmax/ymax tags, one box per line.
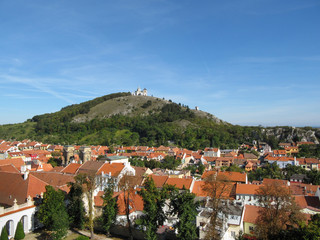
<box><xmin>1</xmin><ymin>138</ymin><xmax>320</xmax><ymax>239</ymax></box>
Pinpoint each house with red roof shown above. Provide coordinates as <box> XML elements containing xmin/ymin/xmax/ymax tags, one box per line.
<box><xmin>115</xmin><ymin>191</ymin><xmax>144</xmax><ymax>226</ymax></box>
<box><xmin>0</xmin><ymin>170</ymin><xmax>48</xmax><ymax>237</ymax></box>
<box><xmin>299</xmin><ymin>158</ymin><xmax>320</xmax><ymax>170</ymax></box>
<box><xmin>240</xmin><ymin>204</ymin><xmax>262</xmax><ymax>237</ymax></box>
<box><xmin>0</xmin><ymin>158</ymin><xmax>25</xmax><ymax>172</ymax></box>
<box><xmin>294</xmin><ymin>196</ymin><xmax>320</xmax><ymax>215</ymax></box>
<box><xmin>264</xmin><ymin>155</ymin><xmax>299</xmax><ymax>169</ymax></box>
<box><xmin>166</xmin><ymin>177</ymin><xmax>194</xmax><ymax>191</ymax></box>
<box><xmin>154</xmin><ymin>145</ymin><xmax>170</xmax><ymax>154</ymax></box>
<box><xmin>0</xmin><ymin>144</ymin><xmax>18</xmax><ymax>159</ymax></box>
<box><xmin>235</xmin><ymin>184</ymin><xmax>261</xmax><ymax>206</ymax></box>
<box><xmin>204</xmin><ymin>148</ymin><xmax>221</xmax><ymax>157</ymax></box>
<box><xmin>273</xmin><ymin>149</ymin><xmax>287</xmax><ymax>157</ymax></box>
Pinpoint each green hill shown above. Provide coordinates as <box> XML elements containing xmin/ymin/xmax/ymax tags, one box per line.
<box><xmin>0</xmin><ymin>92</ymin><xmax>319</xmax><ymax>149</ymax></box>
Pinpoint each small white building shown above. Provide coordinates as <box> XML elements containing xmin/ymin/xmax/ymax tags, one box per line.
<box><xmin>204</xmin><ymin>148</ymin><xmax>221</xmax><ymax>157</ymax></box>
<box><xmin>132</xmin><ymin>87</ymin><xmax>147</xmax><ymax>96</ymax></box>
<box><xmin>0</xmin><ymin>197</ymin><xmax>37</xmax><ymax>238</ymax></box>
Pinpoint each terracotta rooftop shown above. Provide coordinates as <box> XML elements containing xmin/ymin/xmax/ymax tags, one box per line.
<box><xmin>0</xmin><ymin>172</ymin><xmax>47</xmax><ymax>207</ymax></box>
<box><xmin>218</xmin><ymin>171</ymin><xmax>247</xmax><ymax>183</ymax></box>
<box><xmin>243</xmin><ymin>205</ymin><xmax>262</xmax><ymax>224</ymax></box>
<box><xmin>201</xmin><ymin>170</ymin><xmax>217</xmax><ymax>179</ymax></box>
<box><xmin>236</xmin><ymin>184</ymin><xmax>261</xmax><ymax>195</ymax></box>
<box><xmin>0</xmin><ymin>158</ymin><xmax>25</xmax><ymax>171</ymax></box>
<box><xmin>150</xmin><ymin>175</ymin><xmax>169</xmax><ymax>188</ymax></box>
<box><xmin>166</xmin><ymin>177</ymin><xmax>193</xmax><ymax>190</ymax></box>
<box><xmin>97</xmin><ymin>163</ymin><xmax>125</xmax><ymax>177</ymax></box>
<box><xmin>192</xmin><ymin>181</ymin><xmax>207</xmax><ymax>197</ymax></box>
<box><xmin>61</xmin><ymin>163</ymin><xmax>82</xmax><ymax>174</ymax></box>
<box><xmin>117</xmin><ymin>191</ymin><xmax>144</xmax><ymax>215</ymax></box>
<box><xmin>0</xmin><ymin>164</ymin><xmax>20</xmax><ymax>173</ymax></box>
<box><xmin>262</xmin><ymin>178</ymin><xmax>288</xmax><ymax>186</ymax></box>
<box><xmin>77</xmin><ymin>161</ymin><xmax>104</xmax><ymax>175</ymax></box>
<box><xmin>295</xmin><ymin>196</ymin><xmax>320</xmax><ymax>211</ymax></box>
<box><xmin>29</xmin><ymin>171</ymin><xmax>74</xmax><ymax>192</ymax></box>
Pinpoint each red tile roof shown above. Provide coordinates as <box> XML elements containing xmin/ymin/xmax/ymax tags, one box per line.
<box><xmin>295</xmin><ymin>196</ymin><xmax>320</xmax><ymax>211</ymax></box>
<box><xmin>0</xmin><ymin>164</ymin><xmax>20</xmax><ymax>173</ymax></box>
<box><xmin>77</xmin><ymin>161</ymin><xmax>104</xmax><ymax>175</ymax></box>
<box><xmin>0</xmin><ymin>172</ymin><xmax>48</xmax><ymax>206</ymax></box>
<box><xmin>0</xmin><ymin>158</ymin><xmax>25</xmax><ymax>171</ymax></box>
<box><xmin>243</xmin><ymin>205</ymin><xmax>262</xmax><ymax>224</ymax></box>
<box><xmin>166</xmin><ymin>177</ymin><xmax>193</xmax><ymax>190</ymax></box>
<box><xmin>29</xmin><ymin>171</ymin><xmax>74</xmax><ymax>192</ymax></box>
<box><xmin>236</xmin><ymin>184</ymin><xmax>261</xmax><ymax>195</ymax></box>
<box><xmin>218</xmin><ymin>171</ymin><xmax>247</xmax><ymax>183</ymax></box>
<box><xmin>201</xmin><ymin>170</ymin><xmax>217</xmax><ymax>179</ymax></box>
<box><xmin>262</xmin><ymin>178</ymin><xmax>288</xmax><ymax>186</ymax></box>
<box><xmin>61</xmin><ymin>163</ymin><xmax>82</xmax><ymax>174</ymax></box>
<box><xmin>117</xmin><ymin>191</ymin><xmax>144</xmax><ymax>215</ymax></box>
<box><xmin>192</xmin><ymin>181</ymin><xmax>207</xmax><ymax>197</ymax></box>
<box><xmin>150</xmin><ymin>175</ymin><xmax>169</xmax><ymax>188</ymax></box>
<box><xmin>97</xmin><ymin>163</ymin><xmax>125</xmax><ymax>177</ymax></box>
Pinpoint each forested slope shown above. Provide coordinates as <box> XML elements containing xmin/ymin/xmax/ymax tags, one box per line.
<box><xmin>0</xmin><ymin>92</ymin><xmax>318</xmax><ymax>149</ymax></box>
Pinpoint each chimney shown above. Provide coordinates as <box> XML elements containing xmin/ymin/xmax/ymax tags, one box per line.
<box><xmin>24</xmin><ymin>171</ymin><xmax>29</xmax><ymax>180</ymax></box>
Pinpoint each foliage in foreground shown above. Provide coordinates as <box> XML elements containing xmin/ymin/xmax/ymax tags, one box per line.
<box><xmin>101</xmin><ymin>180</ymin><xmax>118</xmax><ymax>236</ymax></box>
<box><xmin>138</xmin><ymin>177</ymin><xmax>172</xmax><ymax>240</ymax></box>
<box><xmin>14</xmin><ymin>221</ymin><xmax>25</xmax><ymax>240</ymax></box>
<box><xmin>0</xmin><ymin>227</ymin><xmax>8</xmax><ymax>240</ymax></box>
<box><xmin>38</xmin><ymin>185</ymin><xmax>69</xmax><ymax>240</ymax></box>
<box><xmin>67</xmin><ymin>181</ymin><xmax>86</xmax><ymax>229</ymax></box>
<box><xmin>170</xmin><ymin>187</ymin><xmax>198</xmax><ymax>240</ymax></box>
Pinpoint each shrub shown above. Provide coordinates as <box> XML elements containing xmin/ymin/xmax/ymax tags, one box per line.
<box><xmin>75</xmin><ymin>236</ymin><xmax>90</xmax><ymax>240</ymax></box>
<box><xmin>0</xmin><ymin>227</ymin><xmax>8</xmax><ymax>240</ymax></box>
<box><xmin>14</xmin><ymin>221</ymin><xmax>25</xmax><ymax>240</ymax></box>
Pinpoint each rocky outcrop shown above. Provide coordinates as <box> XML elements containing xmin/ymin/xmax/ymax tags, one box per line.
<box><xmin>262</xmin><ymin>127</ymin><xmax>319</xmax><ymax>144</ymax></box>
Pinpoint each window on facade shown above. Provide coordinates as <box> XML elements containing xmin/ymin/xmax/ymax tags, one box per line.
<box><xmin>249</xmin><ymin>226</ymin><xmax>254</xmax><ymax>231</ymax></box>
<box><xmin>231</xmin><ymin>231</ymin><xmax>236</xmax><ymax>237</ymax></box>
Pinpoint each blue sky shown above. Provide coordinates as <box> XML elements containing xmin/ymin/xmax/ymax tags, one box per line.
<box><xmin>0</xmin><ymin>0</ymin><xmax>319</xmax><ymax>126</ymax></box>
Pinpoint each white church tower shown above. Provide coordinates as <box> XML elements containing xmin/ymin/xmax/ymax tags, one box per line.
<box><xmin>132</xmin><ymin>87</ymin><xmax>147</xmax><ymax>96</ymax></box>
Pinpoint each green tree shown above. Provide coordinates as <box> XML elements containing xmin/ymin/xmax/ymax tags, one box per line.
<box><xmin>14</xmin><ymin>221</ymin><xmax>25</xmax><ymax>240</ymax></box>
<box><xmin>300</xmin><ymin>214</ymin><xmax>320</xmax><ymax>239</ymax></box>
<box><xmin>162</xmin><ymin>156</ymin><xmax>181</xmax><ymax>170</ymax></box>
<box><xmin>224</xmin><ymin>164</ymin><xmax>243</xmax><ymax>173</ymax></box>
<box><xmin>38</xmin><ymin>185</ymin><xmax>69</xmax><ymax>240</ymax></box>
<box><xmin>138</xmin><ymin>177</ymin><xmax>170</xmax><ymax>240</ymax></box>
<box><xmin>0</xmin><ymin>227</ymin><xmax>8</xmax><ymax>240</ymax></box>
<box><xmin>101</xmin><ymin>181</ymin><xmax>118</xmax><ymax>236</ymax></box>
<box><xmin>170</xmin><ymin>187</ymin><xmax>198</xmax><ymax>240</ymax></box>
<box><xmin>67</xmin><ymin>181</ymin><xmax>86</xmax><ymax>229</ymax></box>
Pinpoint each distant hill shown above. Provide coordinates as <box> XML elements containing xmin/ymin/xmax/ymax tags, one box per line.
<box><xmin>0</xmin><ymin>92</ymin><xmax>319</xmax><ymax>149</ymax></box>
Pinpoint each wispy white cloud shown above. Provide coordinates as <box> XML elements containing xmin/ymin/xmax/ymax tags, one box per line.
<box><xmin>3</xmin><ymin>93</ymin><xmax>42</xmax><ymax>99</ymax></box>
<box><xmin>0</xmin><ymin>75</ymin><xmax>75</xmax><ymax>104</ymax></box>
